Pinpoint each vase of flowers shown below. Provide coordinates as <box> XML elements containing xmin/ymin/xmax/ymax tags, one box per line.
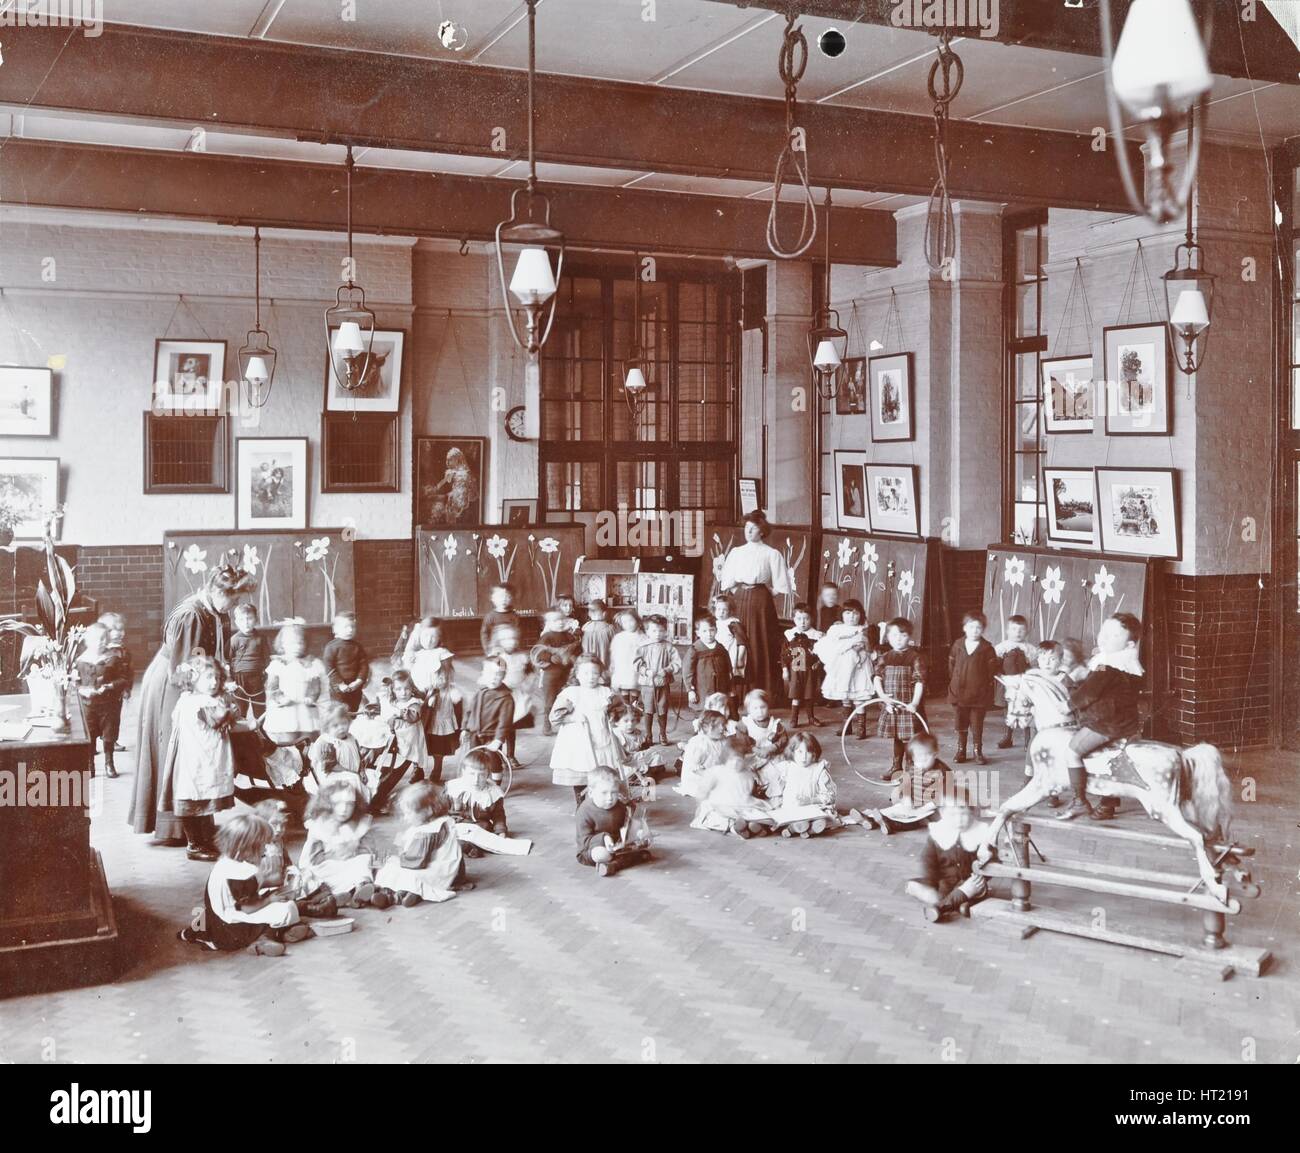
<box><xmin>0</xmin><ymin>509</ymin><xmax>79</xmax><ymax>734</ymax></box>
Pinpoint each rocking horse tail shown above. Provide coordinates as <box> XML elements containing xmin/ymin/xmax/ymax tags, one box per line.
<box><xmin>1180</xmin><ymin>743</ymin><xmax>1232</xmax><ymax>841</ymax></box>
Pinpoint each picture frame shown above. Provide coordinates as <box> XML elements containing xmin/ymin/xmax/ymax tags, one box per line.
<box><xmin>1040</xmin><ymin>355</ymin><xmax>1095</xmax><ymax>434</ymax></box>
<box><xmin>868</xmin><ymin>352</ymin><xmax>915</xmax><ymax>442</ymax></box>
<box><xmin>834</xmin><ymin>357</ymin><xmax>867</xmax><ymax>416</ymax></box>
<box><xmin>863</xmin><ymin>463</ymin><xmax>921</xmax><ymax>537</ymax></box>
<box><xmin>0</xmin><ymin>457</ymin><xmax>59</xmax><ymax>539</ymax></box>
<box><xmin>832</xmin><ymin>450</ymin><xmax>870</xmax><ymax>533</ymax></box>
<box><xmin>324</xmin><ymin>327</ymin><xmax>405</xmax><ymax>412</ymax></box>
<box><xmin>1102</xmin><ymin>323</ymin><xmax>1172</xmax><ymax>436</ymax></box>
<box><xmin>236</xmin><ymin>437</ymin><xmax>308</xmax><ymax>531</ymax></box>
<box><xmin>738</xmin><ymin>477</ymin><xmax>761</xmax><ymax>516</ymax></box>
<box><xmin>1096</xmin><ymin>467</ymin><xmax>1181</xmax><ymax>559</ymax></box>
<box><xmin>153</xmin><ymin>339</ymin><xmax>227</xmax><ymax>413</ymax></box>
<box><xmin>502</xmin><ymin>498</ymin><xmax>538</xmax><ymax>526</ymax></box>
<box><xmin>1043</xmin><ymin>466</ymin><xmax>1098</xmax><ymax>546</ymax></box>
<box><xmin>0</xmin><ymin>366</ymin><xmax>54</xmax><ymax>437</ymax></box>
<box><xmin>414</xmin><ymin>436</ymin><xmax>486</xmax><ymax>528</ymax></box>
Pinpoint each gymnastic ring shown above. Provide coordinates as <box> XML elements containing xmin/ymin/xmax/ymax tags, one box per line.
<box><xmin>839</xmin><ymin>696</ymin><xmax>931</xmax><ymax>789</ymax></box>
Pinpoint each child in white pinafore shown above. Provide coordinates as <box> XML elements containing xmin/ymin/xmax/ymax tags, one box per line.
<box><xmin>677</xmin><ymin>709</ymin><xmax>729</xmax><ymax>799</ymax></box>
<box><xmin>298</xmin><ymin>777</ymin><xmax>377</xmax><ymax>907</ymax></box>
<box><xmin>308</xmin><ymin>702</ymin><xmax>367</xmax><ymax>798</ymax></box>
<box><xmin>375</xmin><ymin>782</ymin><xmax>465</xmax><ymax>906</ymax></box>
<box><xmin>550</xmin><ymin>655</ymin><xmax>618</xmax><ymax>805</ymax></box>
<box><xmin>691</xmin><ymin>736</ymin><xmax>774</xmax><ymax>837</ymax></box>
<box><xmin>264</xmin><ymin>621</ymin><xmax>330</xmax><ymax>738</ymax></box>
<box><xmin>608</xmin><ymin>610</ymin><xmax>644</xmax><ymax>698</ymax></box>
<box><xmin>814</xmin><ymin>598</ymin><xmax>875</xmax><ymax>739</ymax></box>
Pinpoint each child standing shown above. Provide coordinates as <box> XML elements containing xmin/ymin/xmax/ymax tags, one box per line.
<box><xmin>581</xmin><ymin>599</ymin><xmax>616</xmax><ymax>670</ymax></box>
<box><xmin>491</xmin><ymin>622</ymin><xmax>535</xmax><ymax>753</ymax></box>
<box><xmin>684</xmin><ymin>616</ymin><xmax>733</xmax><ymax>715</ymax></box>
<box><xmin>550</xmin><ymin>655</ymin><xmax>617</xmax><ymax>805</ymax></box>
<box><xmin>554</xmin><ymin>593</ymin><xmax>581</xmax><ymax>636</ymax></box>
<box><xmin>98</xmin><ymin>611</ymin><xmax>133</xmax><ymax>751</ymax></box>
<box><xmin>76</xmin><ymin>621</ymin><xmax>132</xmax><ymax>778</ymax></box>
<box><xmin>873</xmin><ymin>617</ymin><xmax>927</xmax><ymax>782</ymax></box>
<box><xmin>1060</xmin><ymin>637</ymin><xmax>1089</xmax><ymax>684</ymax></box>
<box><xmin>228</xmin><ymin>603</ymin><xmax>267</xmax><ymax>716</ymax></box>
<box><xmin>905</xmin><ymin>795</ymin><xmax>990</xmax><ymax>922</ymax></box>
<box><xmin>814</xmin><ymin>598</ymin><xmax>875</xmax><ymax>738</ymax></box>
<box><xmin>995</xmin><ymin>615</ymin><xmax>1037</xmax><ymax>749</ymax></box>
<box><xmin>160</xmin><ymin>655</ymin><xmax>238</xmax><ymax>861</ymax></box>
<box><xmin>308</xmin><ymin>702</ymin><xmax>367</xmax><ymax>796</ymax></box>
<box><xmin>323</xmin><ymin>610</ymin><xmax>370</xmax><ymax>713</ymax></box>
<box><xmin>712</xmin><ymin>595</ymin><xmax>749</xmax><ymax>708</ymax></box>
<box><xmin>815</xmin><ymin>582</ymin><xmax>842</xmax><ymax>635</ymax></box>
<box><xmin>608</xmin><ymin>609</ymin><xmax>644</xmax><ymax>701</ymax></box>
<box><xmin>460</xmin><ymin>656</ymin><xmax>515</xmax><ymax>787</ymax></box>
<box><xmin>780</xmin><ymin>603</ymin><xmax>823</xmax><ymax>728</ymax></box>
<box><xmin>536</xmin><ymin>608</ymin><xmax>581</xmax><ymax>736</ymax></box>
<box><xmin>480</xmin><ymin>582</ymin><xmax>520</xmax><ymax>654</ymax></box>
<box><xmin>406</xmin><ymin>620</ymin><xmax>460</xmax><ymax>783</ymax></box>
<box><xmin>375</xmin><ymin>782</ymin><xmax>466</xmax><ymax>905</ymax></box>
<box><xmin>947</xmin><ymin>610</ymin><xmax>1000</xmax><ymax>765</ymax></box>
<box><xmin>372</xmin><ymin>670</ymin><xmax>427</xmax><ymax>812</ymax></box>
<box><xmin>264</xmin><ymin>621</ymin><xmax>330</xmax><ymax>738</ymax></box>
<box><xmin>299</xmin><ymin>777</ymin><xmax>377</xmax><ymax>907</ymax></box>
<box><xmin>635</xmin><ymin>614</ymin><xmax>681</xmax><ymax>746</ymax></box>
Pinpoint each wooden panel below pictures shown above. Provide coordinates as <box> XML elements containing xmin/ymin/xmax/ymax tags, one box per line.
<box><xmin>818</xmin><ymin>532</ymin><xmax>935</xmax><ymax>643</ymax></box>
<box><xmin>162</xmin><ymin>530</ymin><xmax>355</xmax><ymax>626</ymax></box>
<box><xmin>698</xmin><ymin>525</ymin><xmax>813</xmax><ymax>620</ymax></box>
<box><xmin>416</xmin><ymin>526</ymin><xmax>586</xmax><ymax>620</ymax></box>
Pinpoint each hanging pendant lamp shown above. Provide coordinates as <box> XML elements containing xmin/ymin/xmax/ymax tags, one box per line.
<box><xmin>494</xmin><ymin>0</ymin><xmax>564</xmax><ymax>357</ymax></box>
<box><xmin>623</xmin><ymin>253</ymin><xmax>650</xmax><ymax>434</ymax></box>
<box><xmin>238</xmin><ymin>226</ymin><xmax>278</xmax><ymax>409</ymax></box>
<box><xmin>1163</xmin><ymin>114</ymin><xmax>1215</xmax><ymax>376</ymax></box>
<box><xmin>325</xmin><ymin>146</ymin><xmax>376</xmax><ymax>393</ymax></box>
<box><xmin>807</xmin><ymin>189</ymin><xmax>847</xmax><ymax>400</ymax></box>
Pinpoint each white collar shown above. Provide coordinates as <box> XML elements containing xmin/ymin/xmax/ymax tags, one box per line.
<box><xmin>929</xmin><ymin>820</ymin><xmax>990</xmax><ymax>851</ymax></box>
<box><xmin>784</xmin><ymin>626</ymin><xmax>822</xmax><ymax>640</ymax></box>
<box><xmin>1089</xmin><ymin>648</ymin><xmax>1144</xmax><ymax>677</ymax></box>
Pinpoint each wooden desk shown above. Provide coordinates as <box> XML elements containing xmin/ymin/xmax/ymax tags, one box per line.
<box><xmin>0</xmin><ymin>692</ymin><xmax>117</xmax><ymax>992</ymax></box>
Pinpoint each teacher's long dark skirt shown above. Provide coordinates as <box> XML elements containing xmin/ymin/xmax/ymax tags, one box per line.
<box><xmin>733</xmin><ymin>583</ymin><xmax>783</xmax><ymax>701</ymax></box>
<box><xmin>128</xmin><ymin>649</ymin><xmax>186</xmax><ymax>842</ymax></box>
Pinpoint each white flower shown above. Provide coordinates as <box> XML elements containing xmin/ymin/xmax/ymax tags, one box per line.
<box><xmin>836</xmin><ymin>538</ymin><xmax>856</xmax><ymax>568</ymax></box>
<box><xmin>862</xmin><ymin>542</ymin><xmax>879</xmax><ymax>574</ymax></box>
<box><xmin>182</xmin><ymin>544</ymin><xmax>208</xmax><ymax>574</ymax></box>
<box><xmin>898</xmin><ymin>568</ymin><xmax>915</xmax><ymax>598</ymax></box>
<box><xmin>443</xmin><ymin>535</ymin><xmax>458</xmax><ymax>560</ymax></box>
<box><xmin>1004</xmin><ymin>555</ymin><xmax>1026</xmax><ymax>588</ymax></box>
<box><xmin>486</xmin><ymin>534</ymin><xmax>508</xmax><ymax>560</ymax></box>
<box><xmin>304</xmin><ymin>537</ymin><xmax>330</xmax><ymax>563</ymax></box>
<box><xmin>712</xmin><ymin>554</ymin><xmax>727</xmax><ymax>580</ymax></box>
<box><xmin>528</xmin><ymin>535</ymin><xmax>536</xmax><ymax>543</ymax></box>
<box><xmin>1091</xmin><ymin>565</ymin><xmax>1115</xmax><ymax>606</ymax></box>
<box><xmin>538</xmin><ymin>537</ymin><xmax>559</xmax><ymax>555</ymax></box>
<box><xmin>1040</xmin><ymin>565</ymin><xmax>1064</xmax><ymax>605</ymax></box>
<box><xmin>241</xmin><ymin>544</ymin><xmax>260</xmax><ymax>574</ymax></box>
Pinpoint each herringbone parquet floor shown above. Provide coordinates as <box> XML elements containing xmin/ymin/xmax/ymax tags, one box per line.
<box><xmin>2</xmin><ymin>691</ymin><xmax>1297</xmax><ymax>1064</ymax></box>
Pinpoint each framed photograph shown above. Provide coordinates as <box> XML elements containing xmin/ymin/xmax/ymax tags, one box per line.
<box><xmin>1043</xmin><ymin>467</ymin><xmax>1097</xmax><ymax>546</ymax></box>
<box><xmin>1096</xmin><ymin>467</ymin><xmax>1180</xmax><ymax>559</ymax></box>
<box><xmin>1103</xmin><ymin>323</ymin><xmax>1172</xmax><ymax>435</ymax></box>
<box><xmin>415</xmin><ymin>436</ymin><xmax>486</xmax><ymax>528</ymax></box>
<box><xmin>236</xmin><ymin>437</ymin><xmax>307</xmax><ymax>531</ymax></box>
<box><xmin>0</xmin><ymin>366</ymin><xmax>53</xmax><ymax>437</ymax></box>
<box><xmin>153</xmin><ymin>339</ymin><xmax>227</xmax><ymax>412</ymax></box>
<box><xmin>324</xmin><ymin>327</ymin><xmax>405</xmax><ymax>412</ymax></box>
<box><xmin>0</xmin><ymin>457</ymin><xmax>59</xmax><ymax>538</ymax></box>
<box><xmin>832</xmin><ymin>450</ymin><xmax>869</xmax><ymax>533</ymax></box>
<box><xmin>834</xmin><ymin>356</ymin><xmax>866</xmax><ymax>416</ymax></box>
<box><xmin>502</xmin><ymin>498</ymin><xmax>538</xmax><ymax>526</ymax></box>
<box><xmin>864</xmin><ymin>463</ymin><xmax>921</xmax><ymax>537</ymax></box>
<box><xmin>868</xmin><ymin>352</ymin><xmax>914</xmax><ymax>442</ymax></box>
<box><xmin>1040</xmin><ymin>355</ymin><xmax>1095</xmax><ymax>434</ymax></box>
<box><xmin>738</xmin><ymin>477</ymin><xmax>761</xmax><ymax>516</ymax></box>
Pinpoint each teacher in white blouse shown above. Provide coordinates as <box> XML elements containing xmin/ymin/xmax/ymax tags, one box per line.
<box><xmin>719</xmin><ymin>510</ymin><xmax>791</xmax><ymax>699</ymax></box>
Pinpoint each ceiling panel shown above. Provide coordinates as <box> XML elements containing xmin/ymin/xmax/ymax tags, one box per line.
<box><xmin>202</xmin><ymin>131</ymin><xmax>347</xmax><ymax>163</ymax></box>
<box><xmin>1194</xmin><ymin>82</ymin><xmax>1300</xmax><ymax>145</ymax></box>
<box><xmin>355</xmin><ymin>147</ymin><xmax>505</xmax><ymax>176</ymax></box>
<box><xmin>625</xmin><ymin>172</ymin><xmax>773</xmax><ymax>200</ymax></box>
<box><xmin>15</xmin><ymin>114</ymin><xmax>196</xmax><ymax>151</ymax></box>
<box><xmin>265</xmin><ymin>0</ymin><xmax>522</xmax><ymax>58</ymax></box>
<box><xmin>100</xmin><ymin>0</ymin><xmax>276</xmax><ymax>37</ymax></box>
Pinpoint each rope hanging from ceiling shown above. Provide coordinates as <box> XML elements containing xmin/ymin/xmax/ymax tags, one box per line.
<box><xmin>766</xmin><ymin>12</ymin><xmax>817</xmax><ymax>259</ymax></box>
<box><xmin>924</xmin><ymin>31</ymin><xmax>964</xmax><ymax>274</ymax></box>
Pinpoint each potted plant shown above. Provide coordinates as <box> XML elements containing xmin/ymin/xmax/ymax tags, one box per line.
<box><xmin>0</xmin><ymin>497</ymin><xmax>23</xmax><ymax>547</ymax></box>
<box><xmin>0</xmin><ymin>508</ymin><xmax>80</xmax><ymax>732</ymax></box>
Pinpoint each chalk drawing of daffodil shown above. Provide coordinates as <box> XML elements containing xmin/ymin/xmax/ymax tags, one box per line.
<box><xmin>836</xmin><ymin>538</ymin><xmax>856</xmax><ymax>569</ymax></box>
<box><xmin>301</xmin><ymin>537</ymin><xmax>339</xmax><ymax>623</ymax></box>
<box><xmin>305</xmin><ymin>537</ymin><xmax>330</xmax><ymax>563</ymax></box>
<box><xmin>998</xmin><ymin>552</ymin><xmax>1028</xmax><ymax>635</ymax></box>
<box><xmin>183</xmin><ymin>544</ymin><xmax>208</xmax><ymax>575</ymax></box>
<box><xmin>862</xmin><ymin>542</ymin><xmax>879</xmax><ymax>574</ymax></box>
<box><xmin>483</xmin><ymin>534</ymin><xmax>517</xmax><ymax>583</ymax></box>
<box><xmin>529</xmin><ymin>535</ymin><xmax>565</xmax><ymax>605</ymax></box>
<box><xmin>241</xmin><ymin>544</ymin><xmax>260</xmax><ymax>574</ymax></box>
<box><xmin>538</xmin><ymin>537</ymin><xmax>559</xmax><ymax>554</ymax></box>
<box><xmin>486</xmin><ymin>535</ymin><xmax>508</xmax><ymax>560</ymax></box>
<box><xmin>1037</xmin><ymin>564</ymin><xmax>1067</xmax><ymax>640</ymax></box>
<box><xmin>1092</xmin><ymin>565</ymin><xmax>1115</xmax><ymax>606</ymax></box>
<box><xmin>442</xmin><ymin>534</ymin><xmax>459</xmax><ymax>561</ymax></box>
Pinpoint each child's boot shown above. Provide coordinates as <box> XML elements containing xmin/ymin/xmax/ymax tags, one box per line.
<box><xmin>974</xmin><ymin>742</ymin><xmax>988</xmax><ymax>766</ymax></box>
<box><xmin>104</xmin><ymin>756</ymin><xmax>118</xmax><ymax>779</ymax></box>
<box><xmin>997</xmin><ymin>728</ymin><xmax>1014</xmax><ymax>749</ymax></box>
<box><xmin>954</xmin><ymin>733</ymin><xmax>969</xmax><ymax>764</ymax></box>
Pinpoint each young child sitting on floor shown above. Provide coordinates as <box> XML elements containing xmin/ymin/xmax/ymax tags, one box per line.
<box><xmin>299</xmin><ymin>777</ymin><xmax>378</xmax><ymax>908</ymax></box>
<box><xmin>905</xmin><ymin>794</ymin><xmax>990</xmax><ymax>922</ymax></box>
<box><xmin>446</xmin><ymin>746</ymin><xmax>532</xmax><ymax>859</ymax></box>
<box><xmin>691</xmin><ymin>735</ymin><xmax>773</xmax><ymax>838</ymax></box>
<box><xmin>179</xmin><ymin>812</ymin><xmax>310</xmax><ymax>955</ymax></box>
<box><xmin>375</xmin><ymin>782</ymin><xmax>468</xmax><ymax>906</ymax></box>
<box><xmin>308</xmin><ymin>702</ymin><xmax>367</xmax><ymax>797</ymax></box>
<box><xmin>872</xmin><ymin>732</ymin><xmax>951</xmax><ymax>834</ymax></box>
<box><xmin>575</xmin><ymin>766</ymin><xmax>634</xmax><ymax>868</ymax></box>
<box><xmin>762</xmin><ymin>731</ymin><xmax>842</xmax><ymax>837</ymax></box>
<box><xmin>608</xmin><ymin>696</ymin><xmax>665</xmax><ymax>783</ymax></box>
<box><xmin>677</xmin><ymin>708</ymin><xmax>729</xmax><ymax>799</ymax></box>
<box><xmin>738</xmin><ymin>688</ymin><xmax>788</xmax><ymax>770</ymax></box>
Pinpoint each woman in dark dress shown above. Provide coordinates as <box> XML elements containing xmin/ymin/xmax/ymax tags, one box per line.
<box><xmin>129</xmin><ymin>565</ymin><xmax>254</xmax><ymax>847</ymax></box>
<box><xmin>718</xmin><ymin>511</ymin><xmax>791</xmax><ymax>701</ymax></box>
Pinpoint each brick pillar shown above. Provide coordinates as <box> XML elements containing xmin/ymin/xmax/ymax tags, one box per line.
<box><xmin>764</xmin><ymin>260</ymin><xmax>814</xmax><ymax>525</ymax></box>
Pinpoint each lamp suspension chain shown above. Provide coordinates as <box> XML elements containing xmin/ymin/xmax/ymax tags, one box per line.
<box><xmin>766</xmin><ymin>11</ymin><xmax>816</xmax><ymax>260</ymax></box>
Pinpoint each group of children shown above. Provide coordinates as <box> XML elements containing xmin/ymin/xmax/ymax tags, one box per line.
<box><xmin>131</xmin><ymin>567</ymin><xmax>1149</xmax><ymax>950</ymax></box>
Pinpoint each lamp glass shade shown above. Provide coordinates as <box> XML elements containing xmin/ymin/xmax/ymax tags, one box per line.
<box><xmin>334</xmin><ymin>321</ymin><xmax>365</xmax><ymax>354</ymax></box>
<box><xmin>1112</xmin><ymin>0</ymin><xmax>1211</xmax><ymax>119</ymax></box>
<box><xmin>243</xmin><ymin>355</ymin><xmax>270</xmax><ymax>385</ymax></box>
<box><xmin>509</xmin><ymin>246</ymin><xmax>557</xmax><ymax>306</ymax></box>
<box><xmin>624</xmin><ymin>366</ymin><xmax>648</xmax><ymax>394</ymax></box>
<box><xmin>868</xmin><ymin>339</ymin><xmax>884</xmax><ymax>352</ymax></box>
<box><xmin>813</xmin><ymin>339</ymin><xmax>842</xmax><ymax>371</ymax></box>
<box><xmin>1170</xmin><ymin>287</ymin><xmax>1209</xmax><ymax>334</ymax></box>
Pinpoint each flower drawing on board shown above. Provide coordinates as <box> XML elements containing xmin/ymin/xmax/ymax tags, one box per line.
<box><xmin>538</xmin><ymin>537</ymin><xmax>559</xmax><ymax>554</ymax></box>
<box><xmin>1040</xmin><ymin>565</ymin><xmax>1064</xmax><ymax>605</ymax></box>
<box><xmin>241</xmin><ymin>544</ymin><xmax>260</xmax><ymax>575</ymax></box>
<box><xmin>1004</xmin><ymin>555</ymin><xmax>1026</xmax><ymax>588</ymax></box>
<box><xmin>836</xmin><ymin>538</ymin><xmax>856</xmax><ymax>568</ymax></box>
<box><xmin>1091</xmin><ymin>565</ymin><xmax>1115</xmax><ymax>608</ymax></box>
<box><xmin>182</xmin><ymin>545</ymin><xmax>208</xmax><ymax>575</ymax></box>
<box><xmin>486</xmin><ymin>535</ymin><xmax>508</xmax><ymax>560</ymax></box>
<box><xmin>898</xmin><ymin>569</ymin><xmax>915</xmax><ymax>599</ymax></box>
<box><xmin>442</xmin><ymin>534</ymin><xmax>459</xmax><ymax>561</ymax></box>
<box><xmin>304</xmin><ymin>537</ymin><xmax>330</xmax><ymax>563</ymax></box>
<box><xmin>862</xmin><ymin>542</ymin><xmax>879</xmax><ymax>574</ymax></box>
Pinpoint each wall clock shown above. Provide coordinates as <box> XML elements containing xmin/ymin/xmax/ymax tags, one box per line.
<box><xmin>505</xmin><ymin>405</ymin><xmax>530</xmax><ymax>441</ymax></box>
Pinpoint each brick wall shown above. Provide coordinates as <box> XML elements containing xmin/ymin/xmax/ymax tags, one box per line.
<box><xmin>74</xmin><ymin>545</ymin><xmax>164</xmax><ymax>676</ymax></box>
<box><xmin>1156</xmin><ymin>572</ymin><xmax>1273</xmax><ymax>750</ymax></box>
<box><xmin>353</xmin><ymin>538</ymin><xmax>415</xmax><ymax>661</ymax></box>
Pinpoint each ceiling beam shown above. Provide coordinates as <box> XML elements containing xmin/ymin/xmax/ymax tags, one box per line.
<box><xmin>0</xmin><ymin>139</ymin><xmax>898</xmax><ymax>266</ymax></box>
<box><xmin>701</xmin><ymin>1</ymin><xmax>1300</xmax><ymax>88</ymax></box>
<box><xmin>0</xmin><ymin>23</ymin><xmax>1141</xmax><ymax>213</ymax></box>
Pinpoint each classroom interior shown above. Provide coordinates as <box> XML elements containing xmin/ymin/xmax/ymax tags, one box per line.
<box><xmin>0</xmin><ymin>0</ymin><xmax>1297</xmax><ymax>1063</ymax></box>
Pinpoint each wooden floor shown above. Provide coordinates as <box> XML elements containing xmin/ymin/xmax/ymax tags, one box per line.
<box><xmin>1</xmin><ymin>692</ymin><xmax>1297</xmax><ymax>1064</ymax></box>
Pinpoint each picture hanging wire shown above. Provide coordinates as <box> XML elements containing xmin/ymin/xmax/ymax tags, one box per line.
<box><xmin>765</xmin><ymin>12</ymin><xmax>817</xmax><ymax>259</ymax></box>
<box><xmin>923</xmin><ymin>30</ymin><xmax>963</xmax><ymax>274</ymax></box>
<box><xmin>1049</xmin><ymin>257</ymin><xmax>1096</xmax><ymax>356</ymax></box>
<box><xmin>877</xmin><ymin>287</ymin><xmax>904</xmax><ymax>353</ymax></box>
<box><xmin>1114</xmin><ymin>239</ymin><xmax>1165</xmax><ymax>327</ymax></box>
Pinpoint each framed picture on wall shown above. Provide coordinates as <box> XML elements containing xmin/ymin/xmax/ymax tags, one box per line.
<box><xmin>0</xmin><ymin>457</ymin><xmax>59</xmax><ymax>538</ymax></box>
<box><xmin>236</xmin><ymin>437</ymin><xmax>307</xmax><ymax>531</ymax></box>
<box><xmin>864</xmin><ymin>463</ymin><xmax>921</xmax><ymax>537</ymax></box>
<box><xmin>868</xmin><ymin>352</ymin><xmax>914</xmax><ymax>442</ymax></box>
<box><xmin>324</xmin><ymin>327</ymin><xmax>405</xmax><ymax>412</ymax></box>
<box><xmin>502</xmin><ymin>498</ymin><xmax>538</xmax><ymax>526</ymax></box>
<box><xmin>832</xmin><ymin>450</ymin><xmax>869</xmax><ymax>533</ymax></box>
<box><xmin>1096</xmin><ymin>467</ymin><xmax>1180</xmax><ymax>559</ymax></box>
<box><xmin>1040</xmin><ymin>355</ymin><xmax>1095</xmax><ymax>434</ymax></box>
<box><xmin>1103</xmin><ymin>323</ymin><xmax>1172</xmax><ymax>435</ymax></box>
<box><xmin>0</xmin><ymin>367</ymin><xmax>53</xmax><ymax>437</ymax></box>
<box><xmin>414</xmin><ymin>436</ymin><xmax>486</xmax><ymax>528</ymax></box>
<box><xmin>834</xmin><ymin>357</ymin><xmax>867</xmax><ymax>416</ymax></box>
<box><xmin>1043</xmin><ymin>467</ymin><xmax>1097</xmax><ymax>545</ymax></box>
<box><xmin>153</xmin><ymin>339</ymin><xmax>227</xmax><ymax>412</ymax></box>
<box><xmin>738</xmin><ymin>477</ymin><xmax>761</xmax><ymax>516</ymax></box>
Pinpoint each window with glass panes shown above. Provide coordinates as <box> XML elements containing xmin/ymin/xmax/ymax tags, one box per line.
<box><xmin>1004</xmin><ymin>211</ymin><xmax>1049</xmax><ymax>544</ymax></box>
<box><xmin>539</xmin><ymin>267</ymin><xmax>738</xmax><ymax>554</ymax></box>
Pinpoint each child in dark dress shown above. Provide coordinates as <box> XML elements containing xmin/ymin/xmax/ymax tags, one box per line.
<box><xmin>873</xmin><ymin>617</ymin><xmax>927</xmax><ymax>781</ymax></box>
<box><xmin>575</xmin><ymin>766</ymin><xmax>631</xmax><ymax>867</ymax></box>
<box><xmin>536</xmin><ymin>608</ymin><xmax>581</xmax><ymax>736</ymax></box>
<box><xmin>947</xmin><ymin>610</ymin><xmax>1000</xmax><ymax>765</ymax></box>
<box><xmin>323</xmin><ymin>610</ymin><xmax>370</xmax><ymax>713</ymax></box>
<box><xmin>581</xmin><ymin>599</ymin><xmax>616</xmax><ymax>670</ymax></box>
<box><xmin>77</xmin><ymin>619</ymin><xmax>133</xmax><ymax>778</ymax></box>
<box><xmin>480</xmin><ymin>583</ymin><xmax>521</xmax><ymax>655</ymax></box>
<box><xmin>995</xmin><ymin>614</ymin><xmax>1037</xmax><ymax>749</ymax></box>
<box><xmin>780</xmin><ymin>602</ymin><xmax>823</xmax><ymax>728</ymax></box>
<box><xmin>228</xmin><ymin>603</ymin><xmax>267</xmax><ymax>716</ymax></box>
<box><xmin>460</xmin><ymin>655</ymin><xmax>516</xmax><ymax>787</ymax></box>
<box><xmin>815</xmin><ymin>582</ymin><xmax>841</xmax><ymax>635</ymax></box>
<box><xmin>684</xmin><ymin>615</ymin><xmax>733</xmax><ymax>715</ymax></box>
<box><xmin>905</xmin><ymin>795</ymin><xmax>990</xmax><ymax>922</ymax></box>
